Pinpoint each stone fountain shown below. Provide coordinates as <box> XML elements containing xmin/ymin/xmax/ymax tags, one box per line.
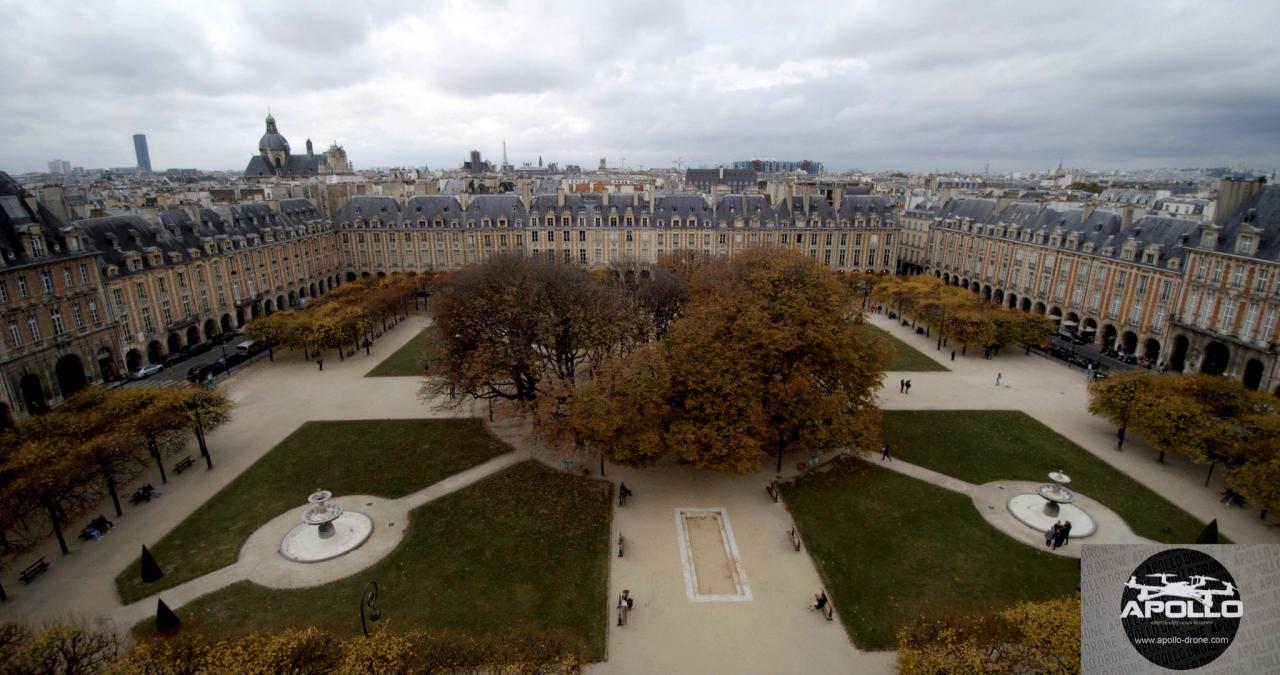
<box><xmin>1006</xmin><ymin>470</ymin><xmax>1097</xmax><ymax>537</ymax></box>
<box><xmin>279</xmin><ymin>490</ymin><xmax>374</xmax><ymax>563</ymax></box>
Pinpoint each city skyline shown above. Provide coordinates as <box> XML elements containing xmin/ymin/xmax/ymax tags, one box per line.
<box><xmin>2</xmin><ymin>0</ymin><xmax>1279</xmax><ymax>174</ymax></box>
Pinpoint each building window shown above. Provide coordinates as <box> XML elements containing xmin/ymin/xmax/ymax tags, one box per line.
<box><xmin>1261</xmin><ymin>307</ymin><xmax>1278</xmax><ymax>344</ymax></box>
<box><xmin>1242</xmin><ymin>303</ymin><xmax>1259</xmax><ymax>342</ymax></box>
<box><xmin>63</xmin><ymin>266</ymin><xmax>74</xmax><ymax>287</ymax></box>
<box><xmin>72</xmin><ymin>303</ymin><xmax>84</xmax><ymax>328</ymax></box>
<box><xmin>30</xmin><ymin>238</ymin><xmax>44</xmax><ymax>257</ymax></box>
<box><xmin>79</xmin><ymin>263</ymin><xmax>89</xmax><ymax>284</ymax></box>
<box><xmin>1218</xmin><ymin>301</ymin><xmax>1238</xmax><ymax>333</ymax></box>
<box><xmin>88</xmin><ymin>299</ymin><xmax>100</xmax><ymax>325</ymax></box>
<box><xmin>40</xmin><ymin>271</ymin><xmax>53</xmax><ymax>294</ymax></box>
<box><xmin>0</xmin><ymin>281</ymin><xmax>7</xmax><ymax>303</ymax></box>
<box><xmin>1255</xmin><ymin>268</ymin><xmax>1271</xmax><ymax>294</ymax></box>
<box><xmin>27</xmin><ymin>314</ymin><xmax>41</xmax><ymax>341</ymax></box>
<box><xmin>50</xmin><ymin>310</ymin><xmax>64</xmax><ymax>335</ymax></box>
<box><xmin>143</xmin><ymin>312</ymin><xmax>154</xmax><ymax>334</ymax></box>
<box><xmin>1198</xmin><ymin>292</ymin><xmax>1215</xmax><ymax>327</ymax></box>
<box><xmin>9</xmin><ymin>322</ymin><xmax>21</xmax><ymax>348</ymax></box>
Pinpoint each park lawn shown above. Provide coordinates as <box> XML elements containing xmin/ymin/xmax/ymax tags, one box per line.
<box><xmin>864</xmin><ymin>324</ymin><xmax>948</xmax><ymax>372</ymax></box>
<box><xmin>366</xmin><ymin>326</ymin><xmax>438</xmax><ymax>377</ymax></box>
<box><xmin>881</xmin><ymin>410</ymin><xmax>1219</xmax><ymax>543</ymax></box>
<box><xmin>116</xmin><ymin>418</ymin><xmax>511</xmax><ymax>604</ymax></box>
<box><xmin>134</xmin><ymin>461</ymin><xmax>613</xmax><ymax>661</ymax></box>
<box><xmin>782</xmin><ymin>457</ymin><xmax>1078</xmax><ymax>650</ymax></box>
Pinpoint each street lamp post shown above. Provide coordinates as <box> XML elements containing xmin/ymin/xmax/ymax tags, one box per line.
<box><xmin>360</xmin><ymin>580</ymin><xmax>381</xmax><ymax>637</ymax></box>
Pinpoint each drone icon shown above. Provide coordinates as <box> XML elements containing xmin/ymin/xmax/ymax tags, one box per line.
<box><xmin>1125</xmin><ymin>573</ymin><xmax>1237</xmax><ymax>608</ymax></box>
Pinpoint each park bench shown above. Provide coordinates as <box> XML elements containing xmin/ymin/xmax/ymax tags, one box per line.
<box><xmin>173</xmin><ymin>455</ymin><xmax>194</xmax><ymax>474</ymax></box>
<box><xmin>617</xmin><ymin>534</ymin><xmax>625</xmax><ymax>558</ymax></box>
<box><xmin>19</xmin><ymin>558</ymin><xmax>48</xmax><ymax>584</ymax></box>
<box><xmin>789</xmin><ymin>526</ymin><xmax>802</xmax><ymax>552</ymax></box>
<box><xmin>766</xmin><ymin>481</ymin><xmax>779</xmax><ymax>502</ymax></box>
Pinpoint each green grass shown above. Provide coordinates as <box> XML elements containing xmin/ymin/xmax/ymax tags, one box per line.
<box><xmin>116</xmin><ymin>419</ymin><xmax>510</xmax><ymax>604</ymax></box>
<box><xmin>782</xmin><ymin>458</ymin><xmax>1078</xmax><ymax>650</ymax></box>
<box><xmin>865</xmin><ymin>324</ymin><xmax>948</xmax><ymax>372</ymax></box>
<box><xmin>133</xmin><ymin>462</ymin><xmax>612</xmax><ymax>660</ymax></box>
<box><xmin>881</xmin><ymin>410</ymin><xmax>1217</xmax><ymax>543</ymax></box>
<box><xmin>367</xmin><ymin>326</ymin><xmax>438</xmax><ymax>377</ymax></box>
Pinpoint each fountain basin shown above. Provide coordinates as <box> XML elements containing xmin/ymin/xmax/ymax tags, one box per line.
<box><xmin>1007</xmin><ymin>494</ymin><xmax>1096</xmax><ymax>537</ymax></box>
<box><xmin>280</xmin><ymin>511</ymin><xmax>374</xmax><ymax>563</ymax></box>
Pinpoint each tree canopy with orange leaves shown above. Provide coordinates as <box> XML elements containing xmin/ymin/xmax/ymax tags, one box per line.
<box><xmin>574</xmin><ymin>248</ymin><xmax>887</xmax><ymax>473</ymax></box>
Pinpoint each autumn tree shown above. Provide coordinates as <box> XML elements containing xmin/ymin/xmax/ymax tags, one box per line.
<box><xmin>0</xmin><ymin>432</ymin><xmax>95</xmax><ymax>556</ymax></box>
<box><xmin>425</xmin><ymin>254</ymin><xmax>632</xmax><ymax>418</ymax></box>
<box><xmin>897</xmin><ymin>595</ymin><xmax>1080</xmax><ymax>675</ymax></box>
<box><xmin>0</xmin><ymin>621</ymin><xmax>120</xmax><ymax>675</ymax></box>
<box><xmin>169</xmin><ymin>386</ymin><xmax>233</xmax><ymax>470</ymax></box>
<box><xmin>124</xmin><ymin>389</ymin><xmax>189</xmax><ymax>484</ymax></box>
<box><xmin>1087</xmin><ymin>372</ymin><xmax>1156</xmax><ymax>449</ymax></box>
<box><xmin>572</xmin><ymin>343</ymin><xmax>673</xmax><ymax>472</ymax></box>
<box><xmin>574</xmin><ymin>248</ymin><xmax>886</xmax><ymax>473</ymax></box>
<box><xmin>843</xmin><ymin>271</ymin><xmax>881</xmax><ymax>310</ymax></box>
<box><xmin>634</xmin><ymin>266</ymin><xmax>688</xmax><ymax>341</ymax></box>
<box><xmin>946</xmin><ymin>310</ymin><xmax>996</xmax><ymax>355</ymax></box>
<box><xmin>1228</xmin><ymin>454</ymin><xmax>1280</xmax><ymax>518</ymax></box>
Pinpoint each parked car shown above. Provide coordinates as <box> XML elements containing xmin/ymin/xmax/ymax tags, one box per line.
<box><xmin>214</xmin><ymin>331</ymin><xmax>237</xmax><ymax>345</ymax></box>
<box><xmin>187</xmin><ymin>340</ymin><xmax>213</xmax><ymax>356</ymax></box>
<box><xmin>235</xmin><ymin>340</ymin><xmax>256</xmax><ymax>356</ymax></box>
<box><xmin>131</xmin><ymin>364</ymin><xmax>163</xmax><ymax>380</ymax></box>
<box><xmin>162</xmin><ymin>351</ymin><xmax>189</xmax><ymax>367</ymax></box>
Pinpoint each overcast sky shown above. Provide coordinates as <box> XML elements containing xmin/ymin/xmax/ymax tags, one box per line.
<box><xmin>2</xmin><ymin>0</ymin><xmax>1278</xmax><ymax>174</ymax></box>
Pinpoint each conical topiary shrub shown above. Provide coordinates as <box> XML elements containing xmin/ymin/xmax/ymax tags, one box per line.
<box><xmin>156</xmin><ymin>599</ymin><xmax>181</xmax><ymax>635</ymax></box>
<box><xmin>141</xmin><ymin>545</ymin><xmax>164</xmax><ymax>583</ymax></box>
<box><xmin>1195</xmin><ymin>518</ymin><xmax>1219</xmax><ymax>544</ymax></box>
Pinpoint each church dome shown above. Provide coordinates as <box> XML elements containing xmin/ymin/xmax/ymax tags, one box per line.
<box><xmin>258</xmin><ymin>114</ymin><xmax>290</xmax><ymax>153</ymax></box>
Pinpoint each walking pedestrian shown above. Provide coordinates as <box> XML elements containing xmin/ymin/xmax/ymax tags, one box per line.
<box><xmin>995</xmin><ymin>372</ymin><xmax>1002</xmax><ymax>387</ymax></box>
<box><xmin>950</xmin><ymin>350</ymin><xmax>955</xmax><ymax>361</ymax></box>
<box><xmin>318</xmin><ymin>358</ymin><xmax>324</xmax><ymax>371</ymax></box>
<box><xmin>880</xmin><ymin>443</ymin><xmax>891</xmax><ymax>461</ymax></box>
<box><xmin>1061</xmin><ymin>521</ymin><xmax>1073</xmax><ymax>546</ymax></box>
<box><xmin>899</xmin><ymin>379</ymin><xmax>905</xmax><ymax>394</ymax></box>
<box><xmin>904</xmin><ymin>380</ymin><xmax>912</xmax><ymax>394</ymax></box>
<box><xmin>1044</xmin><ymin>523</ymin><xmax>1056</xmax><ymax>547</ymax></box>
<box><xmin>619</xmin><ymin>482</ymin><xmax>633</xmax><ymax>506</ymax></box>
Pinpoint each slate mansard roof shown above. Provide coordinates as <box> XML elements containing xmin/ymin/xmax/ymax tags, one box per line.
<box><xmin>335</xmin><ymin>193</ymin><xmax>900</xmax><ymax>229</ymax></box>
<box><xmin>936</xmin><ymin>197</ymin><xmax>1202</xmax><ymax>269</ymax></box>
<box><xmin>0</xmin><ymin>171</ymin><xmax>91</xmax><ymax>269</ymax></box>
<box><xmin>1210</xmin><ymin>184</ymin><xmax>1280</xmax><ymax>260</ymax></box>
<box><xmin>73</xmin><ymin>199</ymin><xmax>326</xmax><ymax>274</ymax></box>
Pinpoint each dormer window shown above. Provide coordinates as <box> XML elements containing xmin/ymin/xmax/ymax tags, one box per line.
<box><xmin>1200</xmin><ymin>230</ymin><xmax>1218</xmax><ymax>249</ymax></box>
<box><xmin>30</xmin><ymin>237</ymin><xmax>44</xmax><ymax>257</ymax></box>
<box><xmin>1236</xmin><ymin>236</ymin><xmax>1256</xmax><ymax>256</ymax></box>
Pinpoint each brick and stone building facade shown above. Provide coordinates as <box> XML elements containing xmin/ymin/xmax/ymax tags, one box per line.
<box><xmin>331</xmin><ymin>191</ymin><xmax>900</xmax><ymax>276</ymax></box>
<box><xmin>919</xmin><ymin>178</ymin><xmax>1280</xmax><ymax>393</ymax></box>
<box><xmin>0</xmin><ymin>173</ymin><xmax>120</xmax><ymax>427</ymax></box>
<box><xmin>75</xmin><ymin>200</ymin><xmax>341</xmax><ymax>373</ymax></box>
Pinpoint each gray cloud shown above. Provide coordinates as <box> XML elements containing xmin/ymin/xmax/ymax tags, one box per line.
<box><xmin>1</xmin><ymin>0</ymin><xmax>1277</xmax><ymax>174</ymax></box>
